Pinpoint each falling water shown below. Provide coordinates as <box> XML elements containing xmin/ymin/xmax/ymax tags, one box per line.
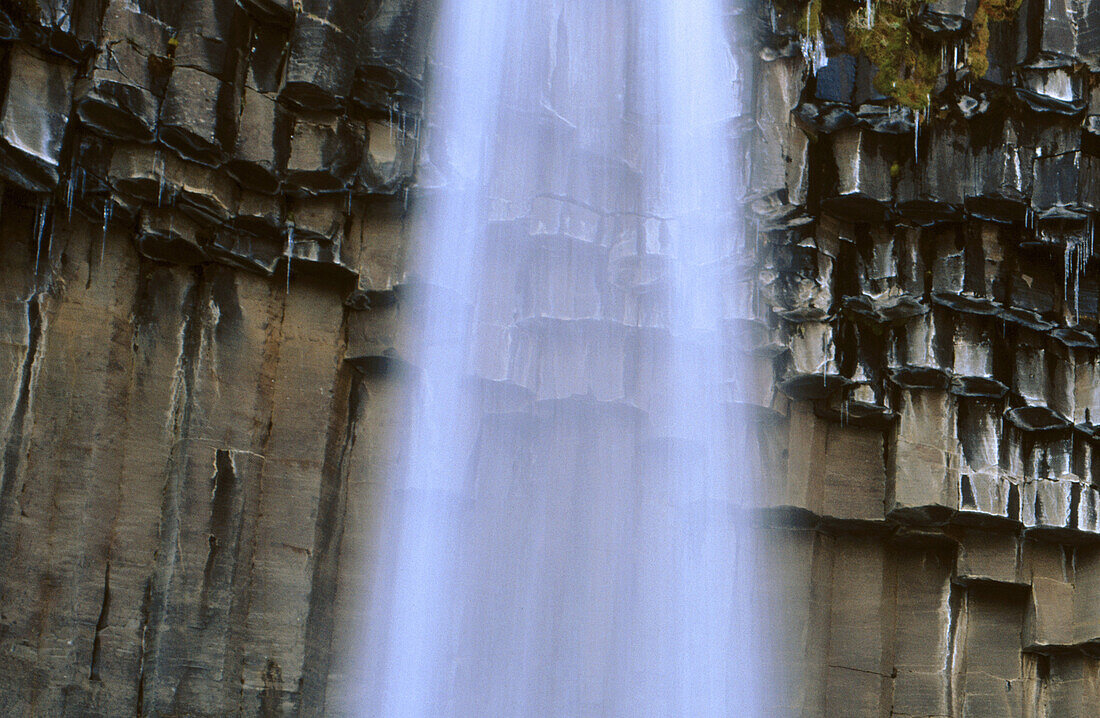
<box><xmin>349</xmin><ymin>0</ymin><xmax>764</xmax><ymax>715</ymax></box>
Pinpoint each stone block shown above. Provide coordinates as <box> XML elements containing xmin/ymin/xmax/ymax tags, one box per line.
<box><xmin>1024</xmin><ymin>576</ymin><xmax>1075</xmax><ymax>648</ymax></box>
<box><xmin>159</xmin><ymin>66</ymin><xmax>233</xmax><ymax>167</ymax></box>
<box><xmin>822</xmin><ymin>423</ymin><xmax>885</xmax><ymax>521</ymax></box>
<box><xmin>282</xmin><ymin>14</ymin><xmax>357</xmax><ymax>110</ymax></box>
<box><xmin>889</xmin><ymin>388</ymin><xmax>959</xmax><ymax>521</ymax></box>
<box><xmin>957</xmin><ymin>528</ymin><xmax>1019</xmax><ymax>584</ymax></box>
<box><xmin>0</xmin><ymin>45</ymin><xmax>76</xmax><ymax>192</ymax></box>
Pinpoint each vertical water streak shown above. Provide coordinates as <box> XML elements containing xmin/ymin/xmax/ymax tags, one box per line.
<box><xmin>354</xmin><ymin>1</ymin><xmax>514</xmax><ymax>714</ymax></box>
<box><xmin>642</xmin><ymin>0</ymin><xmax>761</xmax><ymax>712</ymax></box>
<box><xmin>351</xmin><ymin>1</ymin><xmax>763</xmax><ymax>715</ymax></box>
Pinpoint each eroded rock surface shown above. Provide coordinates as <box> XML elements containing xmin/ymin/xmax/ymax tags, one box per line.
<box><xmin>1</xmin><ymin>0</ymin><xmax>1099</xmax><ymax>715</ymax></box>
<box><xmin>0</xmin><ymin>1</ymin><xmax>423</xmax><ymax>716</ymax></box>
<box><xmin>753</xmin><ymin>0</ymin><xmax>1100</xmax><ymax>713</ymax></box>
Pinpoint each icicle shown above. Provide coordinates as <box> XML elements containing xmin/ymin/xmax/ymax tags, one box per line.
<box><xmin>821</xmin><ymin>328</ymin><xmax>828</xmax><ymax>386</ymax></box>
<box><xmin>101</xmin><ymin>201</ymin><xmax>111</xmax><ymax>266</ymax></box>
<box><xmin>804</xmin><ymin>3</ymin><xmax>811</xmax><ymax>50</ymax></box>
<box><xmin>45</xmin><ymin>216</ymin><xmax>53</xmax><ymax>273</ymax></box>
<box><xmin>1061</xmin><ymin>234</ymin><xmax>1088</xmax><ymax>322</ymax></box>
<box><xmin>1065</xmin><ymin>242</ymin><xmax>1072</xmax><ymax>315</ymax></box>
<box><xmin>863</xmin><ymin>0</ymin><xmax>874</xmax><ymax>29</ymax></box>
<box><xmin>799</xmin><ymin>3</ymin><xmax>826</xmax><ymax>75</ymax></box>
<box><xmin>1073</xmin><ymin>241</ymin><xmax>1079</xmax><ymax>320</ymax></box>
<box><xmin>32</xmin><ymin>200</ymin><xmax>48</xmax><ymax>281</ymax></box>
<box><xmin>1077</xmin><ymin>239</ymin><xmax>1084</xmax><ymax>319</ymax></box>
<box><xmin>65</xmin><ymin>171</ymin><xmax>75</xmax><ymax>222</ymax></box>
<box><xmin>155</xmin><ymin>150</ymin><xmax>166</xmax><ymax>208</ymax></box>
<box><xmin>286</xmin><ymin>223</ymin><xmax>295</xmax><ymax>296</ymax></box>
<box><xmin>913</xmin><ymin>113</ymin><xmax>920</xmax><ymax>164</ymax></box>
<box><xmin>403</xmin><ymin>186</ymin><xmax>410</xmax><ymax>211</ymax></box>
<box><xmin>1089</xmin><ymin>215</ymin><xmax>1095</xmax><ymax>260</ymax></box>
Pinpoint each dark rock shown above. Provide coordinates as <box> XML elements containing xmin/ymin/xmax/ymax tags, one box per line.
<box><xmin>239</xmin><ymin>0</ymin><xmax>295</xmax><ymax>23</ymax></box>
<box><xmin>853</xmin><ymin>56</ymin><xmax>891</xmax><ymax>106</ymax></box>
<box><xmin>244</xmin><ymin>23</ymin><xmax>290</xmax><ymax>94</ymax></box>
<box><xmin>172</xmin><ymin>0</ymin><xmax>245</xmax><ymax>79</ymax></box>
<box><xmin>289</xmin><ymin>195</ymin><xmax>346</xmax><ymax>245</ymax></box>
<box><xmin>821</xmin><ymin>127</ymin><xmax>892</xmax><ymax>222</ymax></box>
<box><xmin>897</xmin><ymin>121</ymin><xmax>966</xmax><ymax>222</ymax></box>
<box><xmin>353</xmin><ymin>0</ymin><xmax>435</xmax><ymax>112</ymax></box>
<box><xmin>1016</xmin><ymin>67</ymin><xmax>1087</xmax><ymax>115</ymax></box>
<box><xmin>813</xmin><ymin>54</ymin><xmax>856</xmax><ymax>105</ymax></box>
<box><xmin>286</xmin><ymin>116</ymin><xmax>363</xmax><ymax>194</ymax></box>
<box><xmin>73</xmin><ymin>0</ymin><xmax>170</xmax><ymax>143</ymax></box>
<box><xmin>282</xmin><ymin>14</ymin><xmax>358</xmax><ymax>111</ymax></box>
<box><xmin>107</xmin><ymin>144</ymin><xmax>182</xmax><ymax>206</ymax></box>
<box><xmin>965</xmin><ymin>120</ymin><xmax>1032</xmax><ymax>222</ymax></box>
<box><xmin>208</xmin><ymin>228</ymin><xmax>283</xmax><ymax>275</ymax></box>
<box><xmin>0</xmin><ymin>45</ymin><xmax>75</xmax><ymax>193</ymax></box>
<box><xmin>177</xmin><ymin>163</ymin><xmax>238</xmax><ymax>226</ymax></box>
<box><xmin>158</xmin><ymin>66</ymin><xmax>236</xmax><ymax>167</ymax></box>
<box><xmin>15</xmin><ymin>0</ymin><xmax>96</xmax><ymax>61</ymax></box>
<box><xmin>301</xmin><ymin>0</ymin><xmax>378</xmax><ymax>31</ymax></box>
<box><xmin>134</xmin><ymin>208</ymin><xmax>208</xmax><ymax>264</ymax></box>
<box><xmin>856</xmin><ymin>104</ymin><xmax>914</xmax><ymax>134</ymax></box>
<box><xmin>227</xmin><ymin>190</ymin><xmax>284</xmax><ymax>239</ymax></box>
<box><xmin>913</xmin><ymin>0</ymin><xmax>976</xmax><ymax>38</ymax></box>
<box><xmin>227</xmin><ymin>88</ymin><xmax>290</xmax><ymax>195</ymax></box>
<box><xmin>792</xmin><ymin>101</ymin><xmax>857</xmax><ymax>136</ymax></box>
<box><xmin>357</xmin><ymin>119</ymin><xmax>415</xmax><ymax>194</ymax></box>
<box><xmin>1034</xmin><ymin>0</ymin><xmax>1077</xmax><ymax>59</ymax></box>
<box><xmin>0</xmin><ymin>8</ymin><xmax>18</xmax><ymax>41</ymax></box>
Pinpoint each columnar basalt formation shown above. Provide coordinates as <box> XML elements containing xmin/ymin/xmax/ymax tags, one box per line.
<box><xmin>0</xmin><ymin>1</ymin><xmax>428</xmax><ymax>715</ymax></box>
<box><xmin>0</xmin><ymin>0</ymin><xmax>1098</xmax><ymax>716</ymax></box>
<box><xmin>754</xmin><ymin>0</ymin><xmax>1100</xmax><ymax>714</ymax></box>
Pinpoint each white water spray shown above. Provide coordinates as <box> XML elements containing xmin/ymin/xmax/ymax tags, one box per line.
<box><xmin>348</xmin><ymin>1</ymin><xmax>766</xmax><ymax>715</ymax></box>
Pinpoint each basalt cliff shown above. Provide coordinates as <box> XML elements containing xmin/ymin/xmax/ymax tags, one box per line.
<box><xmin>0</xmin><ymin>0</ymin><xmax>1098</xmax><ymax>716</ymax></box>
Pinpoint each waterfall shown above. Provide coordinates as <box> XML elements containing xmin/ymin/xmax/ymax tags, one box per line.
<box><xmin>348</xmin><ymin>0</ymin><xmax>763</xmax><ymax>714</ymax></box>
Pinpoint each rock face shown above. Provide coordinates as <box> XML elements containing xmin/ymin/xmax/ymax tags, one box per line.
<box><xmin>0</xmin><ymin>1</ymin><xmax>425</xmax><ymax>716</ymax></box>
<box><xmin>753</xmin><ymin>0</ymin><xmax>1100</xmax><ymax>714</ymax></box>
<box><xmin>0</xmin><ymin>0</ymin><xmax>1097</xmax><ymax>716</ymax></box>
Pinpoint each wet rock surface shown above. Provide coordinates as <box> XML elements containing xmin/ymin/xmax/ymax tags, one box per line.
<box><xmin>0</xmin><ymin>0</ymin><xmax>423</xmax><ymax>303</ymax></box>
<box><xmin>0</xmin><ymin>1</ymin><xmax>424</xmax><ymax>715</ymax></box>
<box><xmin>2</xmin><ymin>0</ymin><xmax>1100</xmax><ymax>715</ymax></box>
<box><xmin>755</xmin><ymin>0</ymin><xmax>1100</xmax><ymax>713</ymax></box>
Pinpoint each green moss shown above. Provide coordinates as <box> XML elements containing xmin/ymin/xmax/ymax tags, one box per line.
<box><xmin>803</xmin><ymin>0</ymin><xmax>1022</xmax><ymax>107</ymax></box>
<box><xmin>847</xmin><ymin>0</ymin><xmax>939</xmax><ymax>109</ymax></box>
<box><xmin>966</xmin><ymin>0</ymin><xmax>1022</xmax><ymax>77</ymax></box>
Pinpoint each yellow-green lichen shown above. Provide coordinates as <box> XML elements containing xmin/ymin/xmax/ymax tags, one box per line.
<box><xmin>797</xmin><ymin>0</ymin><xmax>823</xmax><ymax>38</ymax></box>
<box><xmin>847</xmin><ymin>0</ymin><xmax>940</xmax><ymax>109</ymax></box>
<box><xmin>966</xmin><ymin>0</ymin><xmax>1022</xmax><ymax>77</ymax></box>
